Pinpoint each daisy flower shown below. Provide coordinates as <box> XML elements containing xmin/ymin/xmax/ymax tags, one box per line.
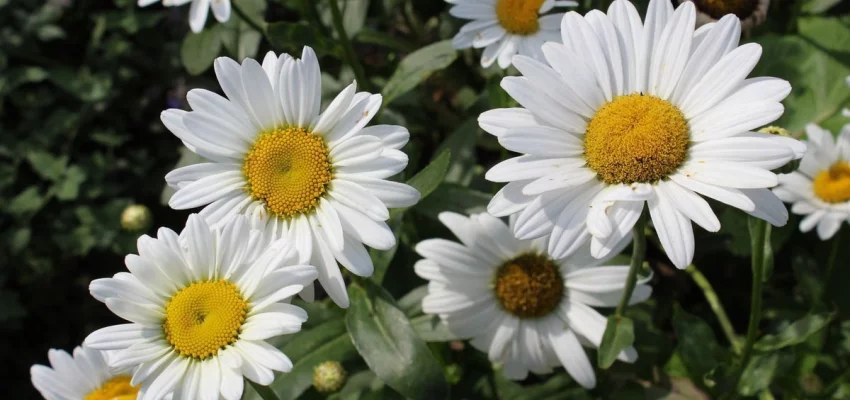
<box><xmin>162</xmin><ymin>47</ymin><xmax>419</xmax><ymax>307</ymax></box>
<box><xmin>680</xmin><ymin>0</ymin><xmax>769</xmax><ymax>32</ymax></box>
<box><xmin>414</xmin><ymin>212</ymin><xmax>651</xmax><ymax>387</ymax></box>
<box><xmin>774</xmin><ymin>124</ymin><xmax>850</xmax><ymax>240</ymax></box>
<box><xmin>480</xmin><ymin>0</ymin><xmax>804</xmax><ymax>269</ymax></box>
<box><xmin>139</xmin><ymin>0</ymin><xmax>229</xmax><ymax>33</ymax></box>
<box><xmin>447</xmin><ymin>0</ymin><xmax>579</xmax><ymax>69</ymax></box>
<box><xmin>83</xmin><ymin>215</ymin><xmax>318</xmax><ymax>400</ymax></box>
<box><xmin>31</xmin><ymin>345</ymin><xmax>140</xmax><ymax>400</ymax></box>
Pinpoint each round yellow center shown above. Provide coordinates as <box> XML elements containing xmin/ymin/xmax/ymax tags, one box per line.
<box><xmin>243</xmin><ymin>127</ymin><xmax>333</xmax><ymax>218</ymax></box>
<box><xmin>693</xmin><ymin>0</ymin><xmax>757</xmax><ymax>19</ymax></box>
<box><xmin>84</xmin><ymin>375</ymin><xmax>139</xmax><ymax>400</ymax></box>
<box><xmin>163</xmin><ymin>280</ymin><xmax>248</xmax><ymax>359</ymax></box>
<box><xmin>813</xmin><ymin>161</ymin><xmax>850</xmax><ymax>204</ymax></box>
<box><xmin>495</xmin><ymin>0</ymin><xmax>545</xmax><ymax>35</ymax></box>
<box><xmin>493</xmin><ymin>253</ymin><xmax>563</xmax><ymax>318</ymax></box>
<box><xmin>584</xmin><ymin>93</ymin><xmax>690</xmax><ymax>185</ymax></box>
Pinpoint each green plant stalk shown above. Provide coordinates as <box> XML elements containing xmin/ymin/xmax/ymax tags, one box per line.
<box><xmin>615</xmin><ymin>210</ymin><xmax>648</xmax><ymax>316</ymax></box>
<box><xmin>232</xmin><ymin>0</ymin><xmax>266</xmax><ymax>35</ymax></box>
<box><xmin>248</xmin><ymin>379</ymin><xmax>281</xmax><ymax>400</ymax></box>
<box><xmin>726</xmin><ymin>217</ymin><xmax>770</xmax><ymax>399</ymax></box>
<box><xmin>327</xmin><ymin>0</ymin><xmax>373</xmax><ymax>93</ymax></box>
<box><xmin>686</xmin><ymin>264</ymin><xmax>741</xmax><ymax>354</ymax></box>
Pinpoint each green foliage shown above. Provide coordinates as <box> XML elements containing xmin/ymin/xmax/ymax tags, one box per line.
<box><xmin>598</xmin><ymin>316</ymin><xmax>635</xmax><ymax>369</ymax></box>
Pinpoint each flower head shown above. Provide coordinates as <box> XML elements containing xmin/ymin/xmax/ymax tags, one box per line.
<box><xmin>162</xmin><ymin>47</ymin><xmax>419</xmax><ymax>307</ymax></box>
<box><xmin>446</xmin><ymin>0</ymin><xmax>578</xmax><ymax>69</ymax></box>
<box><xmin>481</xmin><ymin>0</ymin><xmax>804</xmax><ymax>269</ymax></box>
<box><xmin>31</xmin><ymin>345</ymin><xmax>140</xmax><ymax>400</ymax></box>
<box><xmin>84</xmin><ymin>214</ymin><xmax>317</xmax><ymax>400</ymax></box>
<box><xmin>415</xmin><ymin>212</ymin><xmax>651</xmax><ymax>387</ymax></box>
<box><xmin>774</xmin><ymin>124</ymin><xmax>850</xmax><ymax>240</ymax></box>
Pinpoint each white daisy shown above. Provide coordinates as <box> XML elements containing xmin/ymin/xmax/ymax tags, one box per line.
<box><xmin>162</xmin><ymin>47</ymin><xmax>420</xmax><ymax>308</ymax></box>
<box><xmin>31</xmin><ymin>345</ymin><xmax>140</xmax><ymax>400</ymax></box>
<box><xmin>774</xmin><ymin>124</ymin><xmax>850</xmax><ymax>240</ymax></box>
<box><xmin>83</xmin><ymin>214</ymin><xmax>318</xmax><ymax>400</ymax></box>
<box><xmin>414</xmin><ymin>212</ymin><xmax>651</xmax><ymax>388</ymax></box>
<box><xmin>139</xmin><ymin>0</ymin><xmax>229</xmax><ymax>33</ymax></box>
<box><xmin>679</xmin><ymin>0</ymin><xmax>769</xmax><ymax>32</ymax></box>
<box><xmin>447</xmin><ymin>0</ymin><xmax>578</xmax><ymax>69</ymax></box>
<box><xmin>480</xmin><ymin>0</ymin><xmax>804</xmax><ymax>269</ymax></box>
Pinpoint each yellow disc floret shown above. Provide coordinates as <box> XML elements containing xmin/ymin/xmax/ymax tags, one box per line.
<box><xmin>585</xmin><ymin>93</ymin><xmax>690</xmax><ymax>185</ymax></box>
<box><xmin>493</xmin><ymin>253</ymin><xmax>563</xmax><ymax>318</ymax></box>
<box><xmin>163</xmin><ymin>280</ymin><xmax>248</xmax><ymax>359</ymax></box>
<box><xmin>495</xmin><ymin>0</ymin><xmax>545</xmax><ymax>36</ymax></box>
<box><xmin>84</xmin><ymin>375</ymin><xmax>139</xmax><ymax>400</ymax></box>
<box><xmin>243</xmin><ymin>127</ymin><xmax>333</xmax><ymax>218</ymax></box>
<box><xmin>813</xmin><ymin>161</ymin><xmax>850</xmax><ymax>204</ymax></box>
<box><xmin>692</xmin><ymin>0</ymin><xmax>757</xmax><ymax>19</ymax></box>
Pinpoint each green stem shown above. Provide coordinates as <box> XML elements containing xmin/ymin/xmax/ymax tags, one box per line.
<box><xmin>686</xmin><ymin>264</ymin><xmax>741</xmax><ymax>354</ymax></box>
<box><xmin>232</xmin><ymin>0</ymin><xmax>266</xmax><ymax>35</ymax></box>
<box><xmin>327</xmin><ymin>0</ymin><xmax>373</xmax><ymax>93</ymax></box>
<box><xmin>248</xmin><ymin>379</ymin><xmax>281</xmax><ymax>400</ymax></box>
<box><xmin>726</xmin><ymin>217</ymin><xmax>770</xmax><ymax>399</ymax></box>
<box><xmin>615</xmin><ymin>210</ymin><xmax>648</xmax><ymax>316</ymax></box>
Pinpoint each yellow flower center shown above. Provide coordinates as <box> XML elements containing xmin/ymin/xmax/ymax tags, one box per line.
<box><xmin>84</xmin><ymin>375</ymin><xmax>139</xmax><ymax>400</ymax></box>
<box><xmin>243</xmin><ymin>127</ymin><xmax>333</xmax><ymax>218</ymax></box>
<box><xmin>163</xmin><ymin>280</ymin><xmax>248</xmax><ymax>359</ymax></box>
<box><xmin>693</xmin><ymin>0</ymin><xmax>757</xmax><ymax>19</ymax></box>
<box><xmin>584</xmin><ymin>93</ymin><xmax>690</xmax><ymax>185</ymax></box>
<box><xmin>495</xmin><ymin>0</ymin><xmax>545</xmax><ymax>35</ymax></box>
<box><xmin>813</xmin><ymin>161</ymin><xmax>850</xmax><ymax>204</ymax></box>
<box><xmin>493</xmin><ymin>253</ymin><xmax>563</xmax><ymax>318</ymax></box>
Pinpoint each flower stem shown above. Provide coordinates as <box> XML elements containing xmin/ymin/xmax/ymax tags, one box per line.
<box><xmin>686</xmin><ymin>264</ymin><xmax>741</xmax><ymax>354</ymax></box>
<box><xmin>327</xmin><ymin>0</ymin><xmax>373</xmax><ymax>93</ymax></box>
<box><xmin>615</xmin><ymin>209</ymin><xmax>648</xmax><ymax>316</ymax></box>
<box><xmin>725</xmin><ymin>216</ymin><xmax>770</xmax><ymax>399</ymax></box>
<box><xmin>232</xmin><ymin>0</ymin><xmax>266</xmax><ymax>35</ymax></box>
<box><xmin>248</xmin><ymin>379</ymin><xmax>281</xmax><ymax>400</ymax></box>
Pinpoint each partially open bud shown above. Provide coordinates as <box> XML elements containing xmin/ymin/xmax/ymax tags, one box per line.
<box><xmin>313</xmin><ymin>361</ymin><xmax>346</xmax><ymax>394</ymax></box>
<box><xmin>759</xmin><ymin>126</ymin><xmax>802</xmax><ymax>174</ymax></box>
<box><xmin>121</xmin><ymin>204</ymin><xmax>152</xmax><ymax>232</ymax></box>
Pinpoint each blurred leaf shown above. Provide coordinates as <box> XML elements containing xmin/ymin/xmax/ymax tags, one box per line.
<box><xmin>221</xmin><ymin>0</ymin><xmax>265</xmax><ymax>60</ymax></box>
<box><xmin>267</xmin><ymin>22</ymin><xmax>343</xmax><ymax>58</ymax></box>
<box><xmin>26</xmin><ymin>150</ymin><xmax>68</xmax><ymax>181</ymax></box>
<box><xmin>355</xmin><ymin>28</ymin><xmax>416</xmax><ymax>52</ymax></box>
<box><xmin>414</xmin><ymin>183</ymin><xmax>490</xmax><ymax>219</ymax></box>
<box><xmin>672</xmin><ymin>305</ymin><xmax>725</xmax><ymax>383</ymax></box>
<box><xmin>254</xmin><ymin>320</ymin><xmax>358</xmax><ymax>400</ymax></box>
<box><xmin>8</xmin><ymin>228</ymin><xmax>31</xmax><ymax>254</ymax></box>
<box><xmin>394</xmin><ymin>149</ymin><xmax>450</xmax><ymax>216</ymax></box>
<box><xmin>181</xmin><ymin>27</ymin><xmax>223</xmax><ymax>76</ymax></box>
<box><xmin>382</xmin><ymin>41</ymin><xmax>458</xmax><ymax>106</ymax></box>
<box><xmin>319</xmin><ymin>0</ymin><xmax>370</xmax><ymax>37</ymax></box>
<box><xmin>0</xmin><ymin>67</ymin><xmax>48</xmax><ymax>94</ymax></box>
<box><xmin>54</xmin><ymin>165</ymin><xmax>86</xmax><ymax>201</ymax></box>
<box><xmin>598</xmin><ymin>315</ymin><xmax>635</xmax><ymax>369</ymax></box>
<box><xmin>398</xmin><ymin>285</ymin><xmax>427</xmax><ymax>316</ymax></box>
<box><xmin>370</xmin><ymin>214</ymin><xmax>402</xmax><ymax>284</ymax></box>
<box><xmin>755</xmin><ymin>313</ymin><xmax>834</xmax><ymax>351</ymax></box>
<box><xmin>434</xmin><ymin>118</ymin><xmax>479</xmax><ymax>185</ymax></box>
<box><xmin>7</xmin><ymin>187</ymin><xmax>46</xmax><ymax>216</ymax></box>
<box><xmin>737</xmin><ymin>353</ymin><xmax>780</xmax><ymax>396</ymax></box>
<box><xmin>0</xmin><ymin>292</ymin><xmax>26</xmax><ymax>323</ymax></box>
<box><xmin>346</xmin><ymin>280</ymin><xmax>449</xmax><ymax>400</ymax></box>
<box><xmin>802</xmin><ymin>0</ymin><xmax>843</xmax><ymax>15</ymax></box>
<box><xmin>48</xmin><ymin>68</ymin><xmax>111</xmax><ymax>102</ymax></box>
<box><xmin>409</xmin><ymin>314</ymin><xmax>459</xmax><ymax>342</ymax></box>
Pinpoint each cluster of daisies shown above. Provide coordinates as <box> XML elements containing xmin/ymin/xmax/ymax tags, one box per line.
<box><xmin>30</xmin><ymin>0</ymin><xmax>850</xmax><ymax>399</ymax></box>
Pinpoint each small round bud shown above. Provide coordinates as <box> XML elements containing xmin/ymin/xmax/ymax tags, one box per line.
<box><xmin>313</xmin><ymin>361</ymin><xmax>346</xmax><ymax>393</ymax></box>
<box><xmin>121</xmin><ymin>204</ymin><xmax>152</xmax><ymax>232</ymax></box>
<box><xmin>759</xmin><ymin>126</ymin><xmax>801</xmax><ymax>174</ymax></box>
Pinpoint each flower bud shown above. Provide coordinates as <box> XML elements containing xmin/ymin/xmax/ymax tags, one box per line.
<box><xmin>759</xmin><ymin>126</ymin><xmax>801</xmax><ymax>174</ymax></box>
<box><xmin>121</xmin><ymin>204</ymin><xmax>152</xmax><ymax>232</ymax></box>
<box><xmin>313</xmin><ymin>361</ymin><xmax>346</xmax><ymax>393</ymax></box>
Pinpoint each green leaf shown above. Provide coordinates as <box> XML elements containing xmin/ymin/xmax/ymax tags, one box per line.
<box><xmin>221</xmin><ymin>0</ymin><xmax>265</xmax><ymax>60</ymax></box>
<box><xmin>8</xmin><ymin>227</ymin><xmax>31</xmax><ymax>254</ymax></box>
<box><xmin>414</xmin><ymin>183</ymin><xmax>490</xmax><ymax>219</ymax></box>
<box><xmin>434</xmin><ymin>118</ymin><xmax>479</xmax><ymax>185</ymax></box>
<box><xmin>346</xmin><ymin>280</ymin><xmax>449</xmax><ymax>400</ymax></box>
<box><xmin>251</xmin><ymin>320</ymin><xmax>358</xmax><ymax>400</ymax></box>
<box><xmin>381</xmin><ymin>41</ymin><xmax>458</xmax><ymax>106</ymax></box>
<box><xmin>319</xmin><ymin>0</ymin><xmax>371</xmax><ymax>38</ymax></box>
<box><xmin>181</xmin><ymin>27</ymin><xmax>223</xmax><ymax>76</ymax></box>
<box><xmin>7</xmin><ymin>187</ymin><xmax>46</xmax><ymax>216</ymax></box>
<box><xmin>737</xmin><ymin>353</ymin><xmax>780</xmax><ymax>396</ymax></box>
<box><xmin>26</xmin><ymin>150</ymin><xmax>68</xmax><ymax>181</ymax></box>
<box><xmin>755</xmin><ymin>313</ymin><xmax>834</xmax><ymax>351</ymax></box>
<box><xmin>55</xmin><ymin>166</ymin><xmax>86</xmax><ymax>201</ymax></box>
<box><xmin>672</xmin><ymin>305</ymin><xmax>725</xmax><ymax>383</ymax></box>
<box><xmin>355</xmin><ymin>28</ymin><xmax>416</xmax><ymax>52</ymax></box>
<box><xmin>598</xmin><ymin>315</ymin><xmax>635</xmax><ymax>369</ymax></box>
<box><xmin>801</xmin><ymin>0</ymin><xmax>843</xmax><ymax>14</ymax></box>
<box><xmin>370</xmin><ymin>214</ymin><xmax>402</xmax><ymax>284</ymax></box>
<box><xmin>267</xmin><ymin>22</ymin><xmax>343</xmax><ymax>58</ymax></box>
<box><xmin>409</xmin><ymin>314</ymin><xmax>459</xmax><ymax>342</ymax></box>
<box><xmin>397</xmin><ymin>285</ymin><xmax>428</xmax><ymax>316</ymax></box>
<box><xmin>405</xmin><ymin>150</ymin><xmax>450</xmax><ymax>203</ymax></box>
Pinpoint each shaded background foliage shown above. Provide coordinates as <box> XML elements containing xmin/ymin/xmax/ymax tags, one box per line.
<box><xmin>2</xmin><ymin>0</ymin><xmax>850</xmax><ymax>398</ymax></box>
